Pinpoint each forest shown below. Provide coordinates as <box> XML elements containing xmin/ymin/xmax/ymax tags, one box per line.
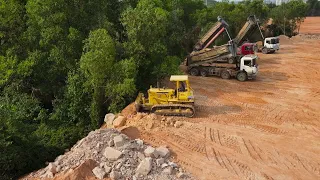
<box><xmin>0</xmin><ymin>0</ymin><xmax>312</xmax><ymax>179</ymax></box>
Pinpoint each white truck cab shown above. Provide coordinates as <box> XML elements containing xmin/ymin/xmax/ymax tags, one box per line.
<box><xmin>237</xmin><ymin>55</ymin><xmax>259</xmax><ymax>81</ymax></box>
<box><xmin>262</xmin><ymin>37</ymin><xmax>280</xmax><ymax>54</ymax></box>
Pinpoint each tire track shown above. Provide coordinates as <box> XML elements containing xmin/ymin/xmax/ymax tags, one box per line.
<box><xmin>204</xmin><ymin>127</ymin><xmax>210</xmax><ymax>160</ymax></box>
<box><xmin>170</xmin><ymin>133</ymin><xmax>206</xmax><ymax>155</ymax></box>
<box><xmin>291</xmin><ymin>153</ymin><xmax>320</xmax><ymax>176</ymax></box>
<box><xmin>208</xmin><ymin>127</ymin><xmax>242</xmax><ymax>153</ymax></box>
<box><xmin>211</xmin><ymin>147</ymin><xmax>223</xmax><ymax>167</ymax></box>
<box><xmin>217</xmin><ymin>130</ymin><xmax>223</xmax><ymax>146</ymax></box>
<box><xmin>223</xmin><ymin>154</ymin><xmax>239</xmax><ymax>176</ymax></box>
<box><xmin>217</xmin><ymin>151</ymin><xmax>230</xmax><ymax>172</ymax></box>
<box><xmin>242</xmin><ymin>138</ymin><xmax>258</xmax><ymax>161</ymax></box>
<box><xmin>248</xmin><ymin>140</ymin><xmax>264</xmax><ymax>161</ymax></box>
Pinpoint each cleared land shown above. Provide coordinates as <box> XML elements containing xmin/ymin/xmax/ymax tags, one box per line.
<box><xmin>299</xmin><ymin>17</ymin><xmax>320</xmax><ymax>34</ymax></box>
<box><xmin>122</xmin><ymin>17</ymin><xmax>320</xmax><ymax>180</ymax></box>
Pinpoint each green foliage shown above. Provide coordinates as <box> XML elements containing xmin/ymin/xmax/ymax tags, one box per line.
<box><xmin>80</xmin><ymin>29</ymin><xmax>137</xmax><ymax>125</ymax></box>
<box><xmin>0</xmin><ymin>55</ymin><xmax>17</xmax><ymax>86</ymax></box>
<box><xmin>0</xmin><ymin>54</ymin><xmax>35</xmax><ymax>87</ymax></box>
<box><xmin>122</xmin><ymin>0</ymin><xmax>200</xmax><ymax>88</ymax></box>
<box><xmin>106</xmin><ymin>58</ymin><xmax>137</xmax><ymax>112</ymax></box>
<box><xmin>81</xmin><ymin>29</ymin><xmax>116</xmax><ymax>86</ymax></box>
<box><xmin>0</xmin><ymin>0</ymin><xmax>26</xmax><ymax>56</ymax></box>
<box><xmin>307</xmin><ymin>0</ymin><xmax>320</xmax><ymax>16</ymax></box>
<box><xmin>80</xmin><ymin>29</ymin><xmax>116</xmax><ymax>126</ymax></box>
<box><xmin>271</xmin><ymin>0</ymin><xmax>308</xmax><ymax>36</ymax></box>
<box><xmin>0</xmin><ymin>87</ymin><xmax>58</xmax><ymax>180</ymax></box>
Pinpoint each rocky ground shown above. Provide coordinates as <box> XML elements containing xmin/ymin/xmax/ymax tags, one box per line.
<box><xmin>24</xmin><ymin>127</ymin><xmax>192</xmax><ymax>180</ymax></box>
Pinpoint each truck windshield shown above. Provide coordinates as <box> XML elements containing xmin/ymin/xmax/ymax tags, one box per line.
<box><xmin>271</xmin><ymin>38</ymin><xmax>279</xmax><ymax>44</ymax></box>
<box><xmin>244</xmin><ymin>60</ymin><xmax>252</xmax><ymax>67</ymax></box>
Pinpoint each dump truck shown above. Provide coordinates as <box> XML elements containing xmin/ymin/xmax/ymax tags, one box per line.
<box><xmin>184</xmin><ymin>16</ymin><xmax>260</xmax><ymax>81</ymax></box>
<box><xmin>188</xmin><ymin>16</ymin><xmax>256</xmax><ymax>65</ymax></box>
<box><xmin>186</xmin><ymin>54</ymin><xmax>258</xmax><ymax>81</ymax></box>
<box><xmin>135</xmin><ymin>75</ymin><xmax>195</xmax><ymax>117</ymax></box>
<box><xmin>234</xmin><ymin>15</ymin><xmax>280</xmax><ymax>54</ymax></box>
<box><xmin>256</xmin><ymin>37</ymin><xmax>280</xmax><ymax>54</ymax></box>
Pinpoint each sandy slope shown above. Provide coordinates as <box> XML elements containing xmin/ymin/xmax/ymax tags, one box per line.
<box><xmin>122</xmin><ymin>18</ymin><xmax>320</xmax><ymax>180</ymax></box>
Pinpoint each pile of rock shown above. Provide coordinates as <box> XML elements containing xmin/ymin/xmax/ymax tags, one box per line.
<box><xmin>27</xmin><ymin>129</ymin><xmax>191</xmax><ymax>180</ymax></box>
<box><xmin>105</xmin><ymin>113</ymin><xmax>127</xmax><ymax>128</ymax></box>
<box><xmin>160</xmin><ymin>116</ymin><xmax>184</xmax><ymax>128</ymax></box>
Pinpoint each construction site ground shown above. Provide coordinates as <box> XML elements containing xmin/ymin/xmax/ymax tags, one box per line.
<box><xmin>121</xmin><ymin>17</ymin><xmax>320</xmax><ymax>180</ymax></box>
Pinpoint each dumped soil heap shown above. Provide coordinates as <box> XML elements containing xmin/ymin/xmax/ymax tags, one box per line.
<box><xmin>24</xmin><ymin>128</ymin><xmax>192</xmax><ymax>180</ymax></box>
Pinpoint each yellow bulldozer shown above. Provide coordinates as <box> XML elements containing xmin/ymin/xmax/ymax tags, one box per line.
<box><xmin>135</xmin><ymin>75</ymin><xmax>195</xmax><ymax>117</ymax></box>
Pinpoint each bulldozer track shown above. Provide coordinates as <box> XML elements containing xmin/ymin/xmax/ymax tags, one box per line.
<box><xmin>251</xmin><ymin>124</ymin><xmax>285</xmax><ymax>134</ymax></box>
<box><xmin>151</xmin><ymin>104</ymin><xmax>195</xmax><ymax>117</ymax></box>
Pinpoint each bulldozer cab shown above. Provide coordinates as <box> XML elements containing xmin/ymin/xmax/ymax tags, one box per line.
<box><xmin>170</xmin><ymin>75</ymin><xmax>192</xmax><ymax>101</ymax></box>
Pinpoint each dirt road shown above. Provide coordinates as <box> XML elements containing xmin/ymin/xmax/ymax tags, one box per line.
<box><xmin>123</xmin><ymin>19</ymin><xmax>320</xmax><ymax>180</ymax></box>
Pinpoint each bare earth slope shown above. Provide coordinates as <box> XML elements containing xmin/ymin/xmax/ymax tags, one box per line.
<box><xmin>122</xmin><ymin>18</ymin><xmax>320</xmax><ymax>180</ymax></box>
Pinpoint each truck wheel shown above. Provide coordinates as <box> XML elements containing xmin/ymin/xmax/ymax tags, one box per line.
<box><xmin>189</xmin><ymin>68</ymin><xmax>199</xmax><ymax>76</ymax></box>
<box><xmin>236</xmin><ymin>72</ymin><xmax>247</xmax><ymax>82</ymax></box>
<box><xmin>262</xmin><ymin>47</ymin><xmax>268</xmax><ymax>54</ymax></box>
<box><xmin>200</xmin><ymin>69</ymin><xmax>208</xmax><ymax>77</ymax></box>
<box><xmin>228</xmin><ymin>58</ymin><xmax>235</xmax><ymax>64</ymax></box>
<box><xmin>221</xmin><ymin>70</ymin><xmax>231</xmax><ymax>79</ymax></box>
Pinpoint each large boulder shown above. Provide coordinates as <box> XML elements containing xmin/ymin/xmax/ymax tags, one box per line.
<box><xmin>113</xmin><ymin>135</ymin><xmax>125</xmax><ymax>148</ymax></box>
<box><xmin>144</xmin><ymin>146</ymin><xmax>158</xmax><ymax>158</ymax></box>
<box><xmin>162</xmin><ymin>166</ymin><xmax>173</xmax><ymax>175</ymax></box>
<box><xmin>103</xmin><ymin>147</ymin><xmax>122</xmax><ymax>161</ymax></box>
<box><xmin>135</xmin><ymin>139</ymin><xmax>143</xmax><ymax>146</ymax></box>
<box><xmin>104</xmin><ymin>113</ymin><xmax>116</xmax><ymax>127</ymax></box>
<box><xmin>156</xmin><ymin>158</ymin><xmax>165</xmax><ymax>166</ymax></box>
<box><xmin>110</xmin><ymin>170</ymin><xmax>121</xmax><ymax>180</ymax></box>
<box><xmin>113</xmin><ymin>116</ymin><xmax>127</xmax><ymax>128</ymax></box>
<box><xmin>92</xmin><ymin>167</ymin><xmax>106</xmax><ymax>179</ymax></box>
<box><xmin>177</xmin><ymin>172</ymin><xmax>188</xmax><ymax>178</ymax></box>
<box><xmin>156</xmin><ymin>146</ymin><xmax>170</xmax><ymax>158</ymax></box>
<box><xmin>136</xmin><ymin>157</ymin><xmax>153</xmax><ymax>176</ymax></box>
<box><xmin>47</xmin><ymin>163</ymin><xmax>57</xmax><ymax>174</ymax></box>
<box><xmin>100</xmin><ymin>162</ymin><xmax>112</xmax><ymax>173</ymax></box>
<box><xmin>137</xmin><ymin>152</ymin><xmax>145</xmax><ymax>161</ymax></box>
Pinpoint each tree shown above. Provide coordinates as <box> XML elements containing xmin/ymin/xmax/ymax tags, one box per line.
<box><xmin>271</xmin><ymin>0</ymin><xmax>308</xmax><ymax>36</ymax></box>
<box><xmin>122</xmin><ymin>0</ymin><xmax>193</xmax><ymax>89</ymax></box>
<box><xmin>307</xmin><ymin>0</ymin><xmax>320</xmax><ymax>16</ymax></box>
<box><xmin>80</xmin><ymin>28</ymin><xmax>137</xmax><ymax>125</ymax></box>
<box><xmin>0</xmin><ymin>0</ymin><xmax>26</xmax><ymax>57</ymax></box>
<box><xmin>0</xmin><ymin>86</ymin><xmax>58</xmax><ymax>180</ymax></box>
